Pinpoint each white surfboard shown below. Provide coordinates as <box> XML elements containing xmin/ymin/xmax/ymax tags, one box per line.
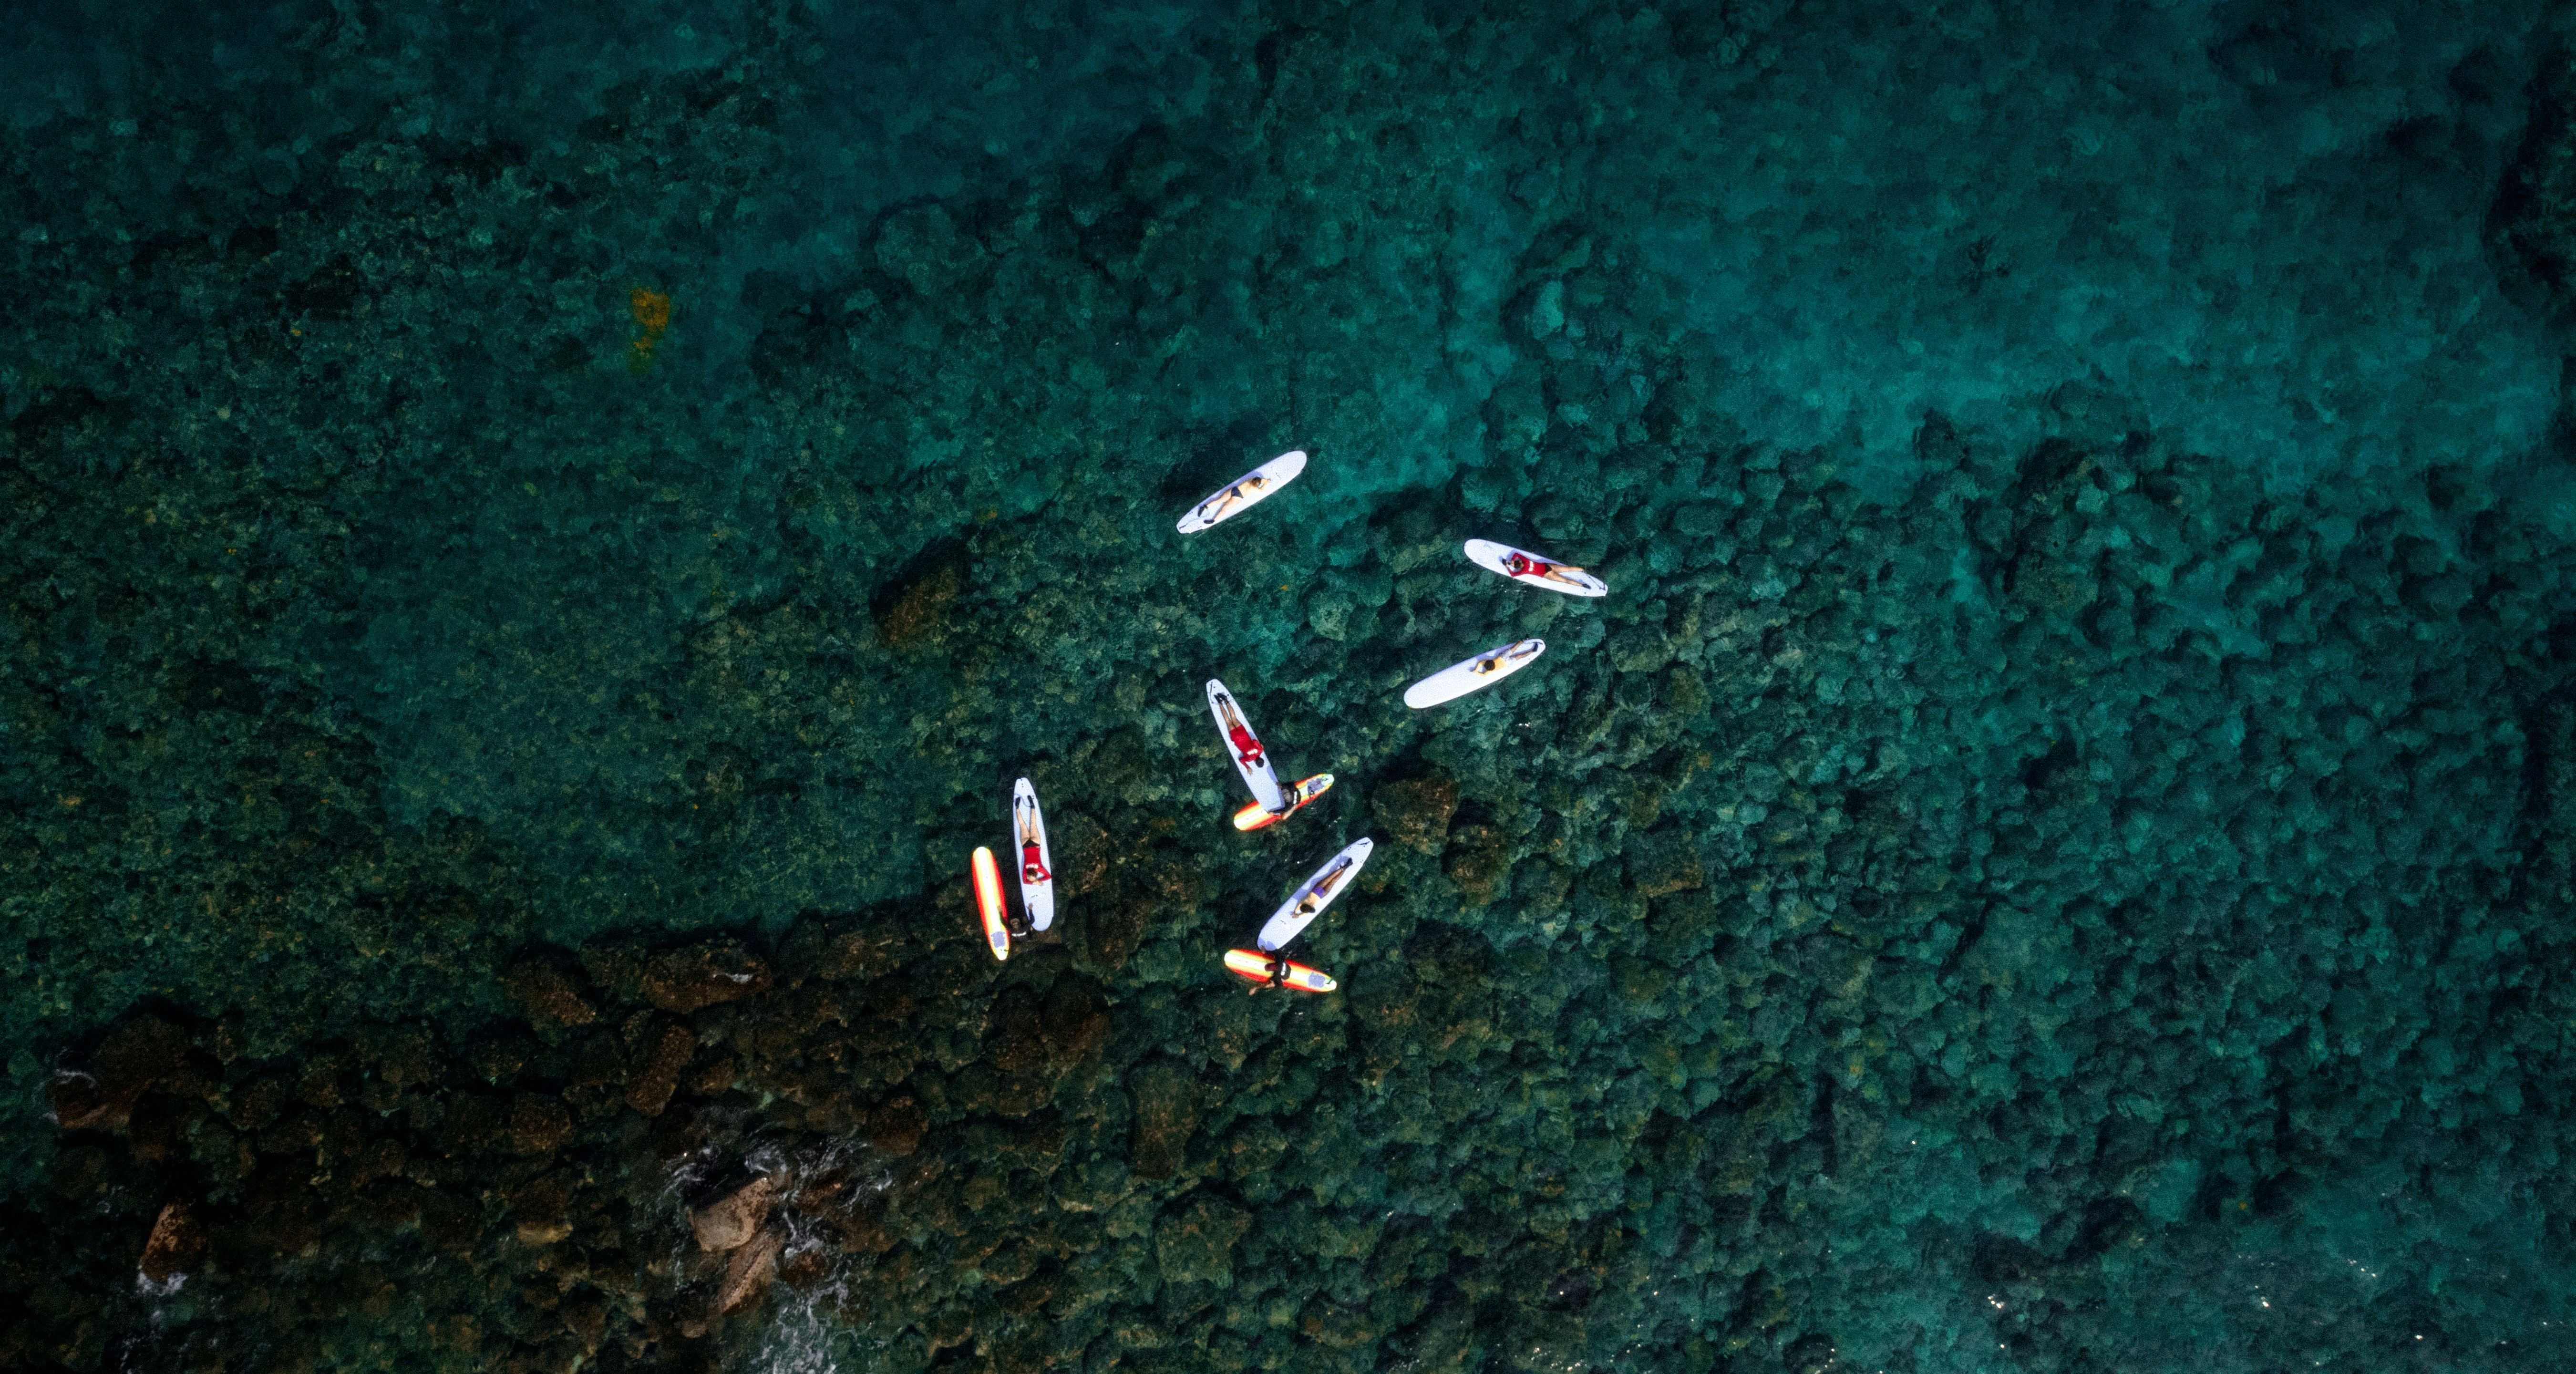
<box><xmin>1258</xmin><ymin>837</ymin><xmax>1373</xmax><ymax>952</ymax></box>
<box><xmin>1464</xmin><ymin>539</ymin><xmax>1608</xmax><ymax>597</ymax></box>
<box><xmin>1176</xmin><ymin>451</ymin><xmax>1308</xmax><ymax>534</ymax></box>
<box><xmin>1206</xmin><ymin>679</ymin><xmax>1288</xmax><ymax>812</ymax></box>
<box><xmin>1402</xmin><ymin>639</ymin><xmax>1547</xmax><ymax>709</ymax></box>
<box><xmin>1010</xmin><ymin>777</ymin><xmax>1054</xmax><ymax>933</ymax></box>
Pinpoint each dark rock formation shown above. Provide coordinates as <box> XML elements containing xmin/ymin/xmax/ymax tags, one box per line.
<box><xmin>1373</xmin><ymin>774</ymin><xmax>1461</xmax><ymax>855</ymax></box>
<box><xmin>50</xmin><ymin>1016</ymin><xmax>190</xmax><ymax>1131</ymax></box>
<box><xmin>623</xmin><ymin>1022</ymin><xmax>697</xmax><ymax>1116</ymax></box>
<box><xmin>1154</xmin><ymin>1197</ymin><xmax>1251</xmax><ymax>1286</ymax></box>
<box><xmin>1127</xmin><ymin>1060</ymin><xmax>1204</xmax><ymax>1181</ymax></box>
<box><xmin>509</xmin><ymin>1094</ymin><xmax>573</xmax><ymax>1156</ymax></box>
<box><xmin>1625</xmin><ymin>826</ymin><xmax>1705</xmax><ymax>898</ymax></box>
<box><xmin>503</xmin><ymin>960</ymin><xmax>599</xmax><ymax>1030</ymax></box>
<box><xmin>642</xmin><ymin>941</ymin><xmax>774</xmax><ymax>1014</ymax></box>
<box><xmin>138</xmin><ymin>1202</ymin><xmax>204</xmax><ymax>1283</ymax></box>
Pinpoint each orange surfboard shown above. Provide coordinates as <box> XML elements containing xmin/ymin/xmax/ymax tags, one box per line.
<box><xmin>1232</xmin><ymin>773</ymin><xmax>1334</xmax><ymax>832</ymax></box>
<box><xmin>1223</xmin><ymin>948</ymin><xmax>1337</xmax><ymax>993</ymax></box>
<box><xmin>972</xmin><ymin>847</ymin><xmax>1010</xmax><ymax>962</ymax></box>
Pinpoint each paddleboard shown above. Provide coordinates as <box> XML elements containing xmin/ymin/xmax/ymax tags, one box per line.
<box><xmin>971</xmin><ymin>847</ymin><xmax>1010</xmax><ymax>962</ymax></box>
<box><xmin>1206</xmin><ymin>678</ymin><xmax>1288</xmax><ymax>812</ymax></box>
<box><xmin>1402</xmin><ymin>639</ymin><xmax>1548</xmax><ymax>709</ymax></box>
<box><xmin>1259</xmin><ymin>837</ymin><xmax>1374</xmax><ymax>951</ymax></box>
<box><xmin>1463</xmin><ymin>538</ymin><xmax>1608</xmax><ymax>597</ymax></box>
<box><xmin>1176</xmin><ymin>450</ymin><xmax>1308</xmax><ymax>534</ymax></box>
<box><xmin>1223</xmin><ymin>948</ymin><xmax>1339</xmax><ymax>993</ymax></box>
<box><xmin>1233</xmin><ymin>773</ymin><xmax>1334</xmax><ymax>832</ymax></box>
<box><xmin>1011</xmin><ymin>777</ymin><xmax>1054</xmax><ymax>933</ymax></box>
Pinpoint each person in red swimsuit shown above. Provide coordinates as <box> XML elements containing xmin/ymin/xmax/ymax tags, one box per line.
<box><xmin>1218</xmin><ymin>698</ymin><xmax>1266</xmax><ymax>767</ymax></box>
<box><xmin>1504</xmin><ymin>549</ymin><xmax>1586</xmax><ymax>586</ymax></box>
<box><xmin>1015</xmin><ymin>804</ymin><xmax>1051</xmax><ymax>885</ymax></box>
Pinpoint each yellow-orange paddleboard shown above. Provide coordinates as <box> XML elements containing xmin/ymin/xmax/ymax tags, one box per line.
<box><xmin>1232</xmin><ymin>773</ymin><xmax>1334</xmax><ymax>831</ymax></box>
<box><xmin>972</xmin><ymin>847</ymin><xmax>1010</xmax><ymax>962</ymax></box>
<box><xmin>1223</xmin><ymin>948</ymin><xmax>1337</xmax><ymax>993</ymax></box>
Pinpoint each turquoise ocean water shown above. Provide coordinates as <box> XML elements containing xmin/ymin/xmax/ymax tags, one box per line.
<box><xmin>9</xmin><ymin>1</ymin><xmax>2576</xmax><ymax>1369</ymax></box>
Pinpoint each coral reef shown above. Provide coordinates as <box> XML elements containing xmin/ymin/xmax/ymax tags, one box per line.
<box><xmin>7</xmin><ymin>1</ymin><xmax>2576</xmax><ymax>1372</ymax></box>
<box><xmin>629</xmin><ymin>289</ymin><xmax>675</xmax><ymax>375</ymax></box>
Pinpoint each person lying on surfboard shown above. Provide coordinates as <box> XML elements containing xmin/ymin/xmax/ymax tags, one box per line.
<box><xmin>1192</xmin><ymin>472</ymin><xmax>1274</xmax><ymax>528</ymax></box>
<box><xmin>1247</xmin><ymin>952</ymin><xmax>1292</xmax><ymax>992</ymax></box>
<box><xmin>1228</xmin><ymin>724</ymin><xmax>1265</xmax><ymax>767</ymax></box>
<box><xmin>1216</xmin><ymin>697</ymin><xmax>1267</xmax><ymax>767</ymax></box>
<box><xmin>1016</xmin><ymin>812</ymin><xmax>1051</xmax><ymax>884</ymax></box>
<box><xmin>1470</xmin><ymin>641</ymin><xmax>1544</xmax><ymax>678</ymax></box>
<box><xmin>1285</xmin><ymin>857</ymin><xmax>1353</xmax><ymax>923</ymax></box>
<box><xmin>1503</xmin><ymin>549</ymin><xmax>1590</xmax><ymax>588</ymax></box>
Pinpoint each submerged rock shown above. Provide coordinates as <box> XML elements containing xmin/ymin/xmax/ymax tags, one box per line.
<box><xmin>718</xmin><ymin>1224</ymin><xmax>785</xmax><ymax>1314</ymax></box>
<box><xmin>1051</xmin><ymin>811</ymin><xmax>1114</xmax><ymax>897</ymax></box>
<box><xmin>1374</xmin><ymin>774</ymin><xmax>1460</xmax><ymax>855</ymax></box>
<box><xmin>874</xmin><ymin>549</ymin><xmax>964</xmax><ymax>654</ymax></box>
<box><xmin>510</xmin><ymin>1172</ymin><xmax>574</xmax><ymax>1246</ymax></box>
<box><xmin>643</xmin><ymin>941</ymin><xmax>774</xmax><ymax>1014</ymax></box>
<box><xmin>139</xmin><ymin>1202</ymin><xmax>205</xmax><ymax>1282</ymax></box>
<box><xmin>1625</xmin><ymin>827</ymin><xmax>1705</xmax><ymax>898</ymax></box>
<box><xmin>623</xmin><ymin>1022</ymin><xmax>697</xmax><ymax>1117</ymax></box>
<box><xmin>1154</xmin><ymin>1197</ymin><xmax>1251</xmax><ymax>1286</ymax></box>
<box><xmin>1128</xmin><ymin>1060</ymin><xmax>1204</xmax><ymax>1181</ymax></box>
<box><xmin>812</xmin><ymin>926</ymin><xmax>902</xmax><ymax>982</ymax></box>
<box><xmin>52</xmin><ymin>1016</ymin><xmax>191</xmax><ymax>1131</ymax></box>
<box><xmin>1044</xmin><ymin>977</ymin><xmax>1112</xmax><ymax>1069</ymax></box>
<box><xmin>503</xmin><ymin>961</ymin><xmax>598</xmax><ymax>1030</ymax></box>
<box><xmin>866</xmin><ymin>1095</ymin><xmax>928</xmax><ymax>1157</ymax></box>
<box><xmin>1444</xmin><ymin>823</ymin><xmax>1514</xmax><ymax>906</ymax></box>
<box><xmin>510</xmin><ymin>1094</ymin><xmax>573</xmax><ymax>1156</ymax></box>
<box><xmin>691</xmin><ymin>1174</ymin><xmax>780</xmax><ymax>1253</ymax></box>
